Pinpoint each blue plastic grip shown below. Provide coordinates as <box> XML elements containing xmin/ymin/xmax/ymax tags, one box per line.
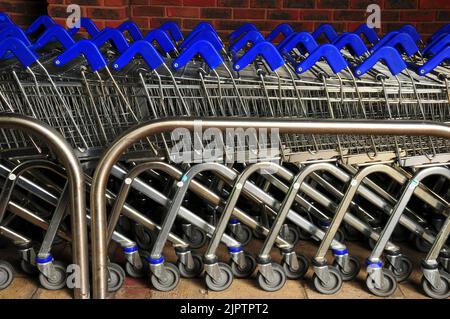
<box><xmin>312</xmin><ymin>24</ymin><xmax>339</xmax><ymax>42</ymax></box>
<box><xmin>0</xmin><ymin>38</ymin><xmax>38</xmax><ymax>67</ymax></box>
<box><xmin>160</xmin><ymin>21</ymin><xmax>183</xmax><ymax>42</ymax></box>
<box><xmin>0</xmin><ymin>13</ymin><xmax>13</xmax><ymax>24</ymax></box>
<box><xmin>117</xmin><ymin>20</ymin><xmax>143</xmax><ymax>41</ymax></box>
<box><xmin>68</xmin><ymin>18</ymin><xmax>100</xmax><ymax>37</ymax></box>
<box><xmin>333</xmin><ymin>33</ymin><xmax>369</xmax><ymax>58</ymax></box>
<box><xmin>417</xmin><ymin>46</ymin><xmax>450</xmax><ymax>75</ymax></box>
<box><xmin>92</xmin><ymin>28</ymin><xmax>129</xmax><ymax>54</ymax></box>
<box><xmin>54</xmin><ymin>39</ymin><xmax>107</xmax><ymax>72</ymax></box>
<box><xmin>295</xmin><ymin>44</ymin><xmax>348</xmax><ymax>74</ymax></box>
<box><xmin>279</xmin><ymin>32</ymin><xmax>318</xmax><ymax>55</ymax></box>
<box><xmin>180</xmin><ymin>30</ymin><xmax>223</xmax><ymax>53</ymax></box>
<box><xmin>180</xmin><ymin>23</ymin><xmax>217</xmax><ymax>49</ymax></box>
<box><xmin>230</xmin><ymin>30</ymin><xmax>264</xmax><ymax>54</ymax></box>
<box><xmin>25</xmin><ymin>15</ymin><xmax>55</xmax><ymax>35</ymax></box>
<box><xmin>352</xmin><ymin>23</ymin><xmax>379</xmax><ymax>44</ymax></box>
<box><xmin>233</xmin><ymin>41</ymin><xmax>285</xmax><ymax>72</ymax></box>
<box><xmin>381</xmin><ymin>32</ymin><xmax>419</xmax><ymax>57</ymax></box>
<box><xmin>0</xmin><ymin>26</ymin><xmax>31</xmax><ymax>46</ymax></box>
<box><xmin>31</xmin><ymin>25</ymin><xmax>75</xmax><ymax>51</ymax></box>
<box><xmin>370</xmin><ymin>31</ymin><xmax>399</xmax><ymax>53</ymax></box>
<box><xmin>354</xmin><ymin>46</ymin><xmax>407</xmax><ymax>77</ymax></box>
<box><xmin>430</xmin><ymin>24</ymin><xmax>450</xmax><ymax>42</ymax></box>
<box><xmin>266</xmin><ymin>23</ymin><xmax>294</xmax><ymax>42</ymax></box>
<box><xmin>172</xmin><ymin>39</ymin><xmax>224</xmax><ymax>70</ymax></box>
<box><xmin>144</xmin><ymin>29</ymin><xmax>176</xmax><ymax>54</ymax></box>
<box><xmin>423</xmin><ymin>34</ymin><xmax>450</xmax><ymax>56</ymax></box>
<box><xmin>113</xmin><ymin>40</ymin><xmax>164</xmax><ymax>71</ymax></box>
<box><xmin>398</xmin><ymin>24</ymin><xmax>421</xmax><ymax>44</ymax></box>
<box><xmin>229</xmin><ymin>23</ymin><xmax>258</xmax><ymax>41</ymax></box>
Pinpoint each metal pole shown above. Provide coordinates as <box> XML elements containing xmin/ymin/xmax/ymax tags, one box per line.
<box><xmin>91</xmin><ymin>118</ymin><xmax>450</xmax><ymax>298</ymax></box>
<box><xmin>0</xmin><ymin>114</ymin><xmax>89</xmax><ymax>299</ymax></box>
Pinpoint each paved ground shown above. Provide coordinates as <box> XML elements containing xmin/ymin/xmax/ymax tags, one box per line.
<box><xmin>0</xmin><ymin>237</ymin><xmax>445</xmax><ymax>299</ymax></box>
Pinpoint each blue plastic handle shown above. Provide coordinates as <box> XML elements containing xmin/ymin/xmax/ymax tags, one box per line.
<box><xmin>398</xmin><ymin>24</ymin><xmax>421</xmax><ymax>44</ymax></box>
<box><xmin>423</xmin><ymin>34</ymin><xmax>450</xmax><ymax>57</ymax></box>
<box><xmin>0</xmin><ymin>13</ymin><xmax>13</xmax><ymax>24</ymax></box>
<box><xmin>160</xmin><ymin>21</ymin><xmax>183</xmax><ymax>43</ymax></box>
<box><xmin>172</xmin><ymin>39</ymin><xmax>224</xmax><ymax>70</ymax></box>
<box><xmin>234</xmin><ymin>41</ymin><xmax>285</xmax><ymax>72</ymax></box>
<box><xmin>380</xmin><ymin>32</ymin><xmax>419</xmax><ymax>57</ymax></box>
<box><xmin>279</xmin><ymin>32</ymin><xmax>318</xmax><ymax>55</ymax></box>
<box><xmin>417</xmin><ymin>46</ymin><xmax>450</xmax><ymax>75</ymax></box>
<box><xmin>113</xmin><ymin>40</ymin><xmax>164</xmax><ymax>71</ymax></box>
<box><xmin>333</xmin><ymin>33</ymin><xmax>369</xmax><ymax>58</ymax></box>
<box><xmin>423</xmin><ymin>33</ymin><xmax>447</xmax><ymax>55</ymax></box>
<box><xmin>25</xmin><ymin>15</ymin><xmax>55</xmax><ymax>35</ymax></box>
<box><xmin>312</xmin><ymin>24</ymin><xmax>339</xmax><ymax>42</ymax></box>
<box><xmin>181</xmin><ymin>30</ymin><xmax>223</xmax><ymax>53</ymax></box>
<box><xmin>0</xmin><ymin>26</ymin><xmax>31</xmax><ymax>46</ymax></box>
<box><xmin>352</xmin><ymin>23</ymin><xmax>379</xmax><ymax>45</ymax></box>
<box><xmin>31</xmin><ymin>25</ymin><xmax>75</xmax><ymax>51</ymax></box>
<box><xmin>430</xmin><ymin>24</ymin><xmax>450</xmax><ymax>42</ymax></box>
<box><xmin>180</xmin><ymin>23</ymin><xmax>217</xmax><ymax>49</ymax></box>
<box><xmin>0</xmin><ymin>38</ymin><xmax>38</xmax><ymax>67</ymax></box>
<box><xmin>370</xmin><ymin>31</ymin><xmax>399</xmax><ymax>52</ymax></box>
<box><xmin>266</xmin><ymin>23</ymin><xmax>294</xmax><ymax>43</ymax></box>
<box><xmin>354</xmin><ymin>46</ymin><xmax>407</xmax><ymax>77</ymax></box>
<box><xmin>92</xmin><ymin>28</ymin><xmax>129</xmax><ymax>54</ymax></box>
<box><xmin>230</xmin><ymin>30</ymin><xmax>264</xmax><ymax>54</ymax></box>
<box><xmin>54</xmin><ymin>40</ymin><xmax>107</xmax><ymax>72</ymax></box>
<box><xmin>68</xmin><ymin>18</ymin><xmax>100</xmax><ymax>37</ymax></box>
<box><xmin>229</xmin><ymin>23</ymin><xmax>258</xmax><ymax>41</ymax></box>
<box><xmin>295</xmin><ymin>44</ymin><xmax>348</xmax><ymax>74</ymax></box>
<box><xmin>144</xmin><ymin>29</ymin><xmax>176</xmax><ymax>54</ymax></box>
<box><xmin>117</xmin><ymin>20</ymin><xmax>143</xmax><ymax>41</ymax></box>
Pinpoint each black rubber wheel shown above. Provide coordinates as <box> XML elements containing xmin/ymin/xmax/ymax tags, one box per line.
<box><xmin>108</xmin><ymin>263</ymin><xmax>126</xmax><ymax>292</ymax></box>
<box><xmin>421</xmin><ymin>272</ymin><xmax>450</xmax><ymax>299</ymax></box>
<box><xmin>230</xmin><ymin>253</ymin><xmax>256</xmax><ymax>278</ymax></box>
<box><xmin>134</xmin><ymin>228</ymin><xmax>156</xmax><ymax>251</ymax></box>
<box><xmin>150</xmin><ymin>263</ymin><xmax>180</xmax><ymax>292</ymax></box>
<box><xmin>257</xmin><ymin>263</ymin><xmax>286</xmax><ymax>292</ymax></box>
<box><xmin>333</xmin><ymin>255</ymin><xmax>361</xmax><ymax>281</ymax></box>
<box><xmin>20</xmin><ymin>259</ymin><xmax>38</xmax><ymax>275</ymax></box>
<box><xmin>125</xmin><ymin>261</ymin><xmax>145</xmax><ymax>279</ymax></box>
<box><xmin>313</xmin><ymin>266</ymin><xmax>343</xmax><ymax>295</ymax></box>
<box><xmin>0</xmin><ymin>260</ymin><xmax>14</xmax><ymax>289</ymax></box>
<box><xmin>280</xmin><ymin>224</ymin><xmax>300</xmax><ymax>246</ymax></box>
<box><xmin>205</xmin><ymin>262</ymin><xmax>233</xmax><ymax>291</ymax></box>
<box><xmin>183</xmin><ymin>227</ymin><xmax>207</xmax><ymax>250</ymax></box>
<box><xmin>39</xmin><ymin>261</ymin><xmax>67</xmax><ymax>290</ymax></box>
<box><xmin>282</xmin><ymin>253</ymin><xmax>309</xmax><ymax>279</ymax></box>
<box><xmin>178</xmin><ymin>254</ymin><xmax>203</xmax><ymax>278</ymax></box>
<box><xmin>386</xmin><ymin>255</ymin><xmax>413</xmax><ymax>282</ymax></box>
<box><xmin>232</xmin><ymin>224</ymin><xmax>252</xmax><ymax>247</ymax></box>
<box><xmin>366</xmin><ymin>269</ymin><xmax>397</xmax><ymax>297</ymax></box>
<box><xmin>415</xmin><ymin>236</ymin><xmax>432</xmax><ymax>253</ymax></box>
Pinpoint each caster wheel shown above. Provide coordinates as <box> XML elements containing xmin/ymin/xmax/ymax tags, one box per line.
<box><xmin>421</xmin><ymin>272</ymin><xmax>450</xmax><ymax>299</ymax></box>
<box><xmin>134</xmin><ymin>228</ymin><xmax>156</xmax><ymax>251</ymax></box>
<box><xmin>333</xmin><ymin>255</ymin><xmax>361</xmax><ymax>281</ymax></box>
<box><xmin>366</xmin><ymin>269</ymin><xmax>397</xmax><ymax>297</ymax></box>
<box><xmin>415</xmin><ymin>236</ymin><xmax>432</xmax><ymax>253</ymax></box>
<box><xmin>108</xmin><ymin>263</ymin><xmax>126</xmax><ymax>292</ymax></box>
<box><xmin>282</xmin><ymin>253</ymin><xmax>309</xmax><ymax>279</ymax></box>
<box><xmin>313</xmin><ymin>266</ymin><xmax>343</xmax><ymax>295</ymax></box>
<box><xmin>178</xmin><ymin>254</ymin><xmax>203</xmax><ymax>278</ymax></box>
<box><xmin>150</xmin><ymin>263</ymin><xmax>180</xmax><ymax>292</ymax></box>
<box><xmin>257</xmin><ymin>263</ymin><xmax>286</xmax><ymax>292</ymax></box>
<box><xmin>230</xmin><ymin>253</ymin><xmax>256</xmax><ymax>278</ymax></box>
<box><xmin>386</xmin><ymin>255</ymin><xmax>413</xmax><ymax>282</ymax></box>
<box><xmin>334</xmin><ymin>229</ymin><xmax>345</xmax><ymax>243</ymax></box>
<box><xmin>183</xmin><ymin>227</ymin><xmax>207</xmax><ymax>250</ymax></box>
<box><xmin>280</xmin><ymin>225</ymin><xmax>300</xmax><ymax>246</ymax></box>
<box><xmin>297</xmin><ymin>226</ymin><xmax>313</xmax><ymax>241</ymax></box>
<box><xmin>252</xmin><ymin>227</ymin><xmax>265</xmax><ymax>240</ymax></box>
<box><xmin>39</xmin><ymin>261</ymin><xmax>67</xmax><ymax>290</ymax></box>
<box><xmin>20</xmin><ymin>259</ymin><xmax>38</xmax><ymax>275</ymax></box>
<box><xmin>0</xmin><ymin>260</ymin><xmax>14</xmax><ymax>289</ymax></box>
<box><xmin>232</xmin><ymin>224</ymin><xmax>252</xmax><ymax>247</ymax></box>
<box><xmin>205</xmin><ymin>262</ymin><xmax>233</xmax><ymax>291</ymax></box>
<box><xmin>125</xmin><ymin>261</ymin><xmax>145</xmax><ymax>279</ymax></box>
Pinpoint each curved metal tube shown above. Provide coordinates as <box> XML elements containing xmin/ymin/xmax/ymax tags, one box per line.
<box><xmin>0</xmin><ymin>113</ymin><xmax>88</xmax><ymax>299</ymax></box>
<box><xmin>91</xmin><ymin>118</ymin><xmax>450</xmax><ymax>298</ymax></box>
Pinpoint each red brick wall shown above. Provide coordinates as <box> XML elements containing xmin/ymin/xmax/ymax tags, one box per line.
<box><xmin>0</xmin><ymin>0</ymin><xmax>48</xmax><ymax>28</ymax></box>
<box><xmin>4</xmin><ymin>0</ymin><xmax>450</xmax><ymax>38</ymax></box>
